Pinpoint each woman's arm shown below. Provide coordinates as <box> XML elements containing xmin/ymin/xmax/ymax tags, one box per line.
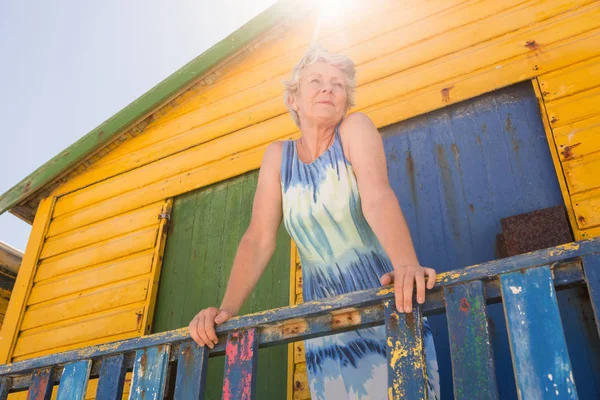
<box><xmin>341</xmin><ymin>112</ymin><xmax>436</xmax><ymax>313</ymax></box>
<box><xmin>189</xmin><ymin>141</ymin><xmax>284</xmax><ymax>348</ymax></box>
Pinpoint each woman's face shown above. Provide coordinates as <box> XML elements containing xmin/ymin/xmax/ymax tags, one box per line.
<box><xmin>291</xmin><ymin>61</ymin><xmax>348</xmax><ymax>127</ymax></box>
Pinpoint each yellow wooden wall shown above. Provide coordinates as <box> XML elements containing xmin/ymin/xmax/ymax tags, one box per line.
<box><xmin>536</xmin><ymin>55</ymin><xmax>600</xmax><ymax>239</ymax></box>
<box><xmin>40</xmin><ymin>0</ymin><xmax>598</xmax><ymax>243</ymax></box>
<box><xmin>0</xmin><ymin>197</ymin><xmax>171</xmax><ymax>363</ymax></box>
<box><xmin>3</xmin><ymin>0</ymin><xmax>599</xmax><ymax>396</ymax></box>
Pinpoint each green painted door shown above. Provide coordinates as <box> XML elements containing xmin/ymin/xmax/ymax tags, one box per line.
<box><xmin>153</xmin><ymin>171</ymin><xmax>290</xmax><ymax>399</ymax></box>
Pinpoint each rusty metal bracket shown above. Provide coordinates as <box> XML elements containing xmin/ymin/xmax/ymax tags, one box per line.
<box><xmin>158</xmin><ymin>212</ymin><xmax>171</xmax><ymax>221</ymax></box>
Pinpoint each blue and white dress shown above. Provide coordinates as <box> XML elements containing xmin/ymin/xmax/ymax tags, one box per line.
<box><xmin>280</xmin><ymin>125</ymin><xmax>440</xmax><ymax>399</ymax></box>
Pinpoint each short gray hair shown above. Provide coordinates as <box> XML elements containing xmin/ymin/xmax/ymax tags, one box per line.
<box><xmin>283</xmin><ymin>45</ymin><xmax>356</xmax><ymax>127</ymax></box>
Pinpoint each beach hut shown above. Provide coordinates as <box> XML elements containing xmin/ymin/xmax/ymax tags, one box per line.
<box><xmin>0</xmin><ymin>242</ymin><xmax>20</xmax><ymax>332</ymax></box>
<box><xmin>0</xmin><ymin>0</ymin><xmax>599</xmax><ymax>398</ymax></box>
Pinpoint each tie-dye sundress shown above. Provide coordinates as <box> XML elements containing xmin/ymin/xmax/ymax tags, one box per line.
<box><xmin>280</xmin><ymin>125</ymin><xmax>440</xmax><ymax>399</ymax></box>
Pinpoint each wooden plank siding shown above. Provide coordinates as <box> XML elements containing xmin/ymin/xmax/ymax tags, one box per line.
<box><xmin>37</xmin><ymin>0</ymin><xmax>598</xmax><ymax>244</ymax></box>
<box><xmin>0</xmin><ymin>199</ymin><xmax>171</xmax><ymax>364</ymax></box>
<box><xmin>0</xmin><ymin>0</ymin><xmax>598</xmax><ymax>397</ymax></box>
<box><xmin>537</xmin><ymin>54</ymin><xmax>600</xmax><ymax>239</ymax></box>
<box><xmin>151</xmin><ymin>172</ymin><xmax>291</xmax><ymax>400</ymax></box>
<box><xmin>0</xmin><ymin>198</ymin><xmax>56</xmax><ymax>364</ymax></box>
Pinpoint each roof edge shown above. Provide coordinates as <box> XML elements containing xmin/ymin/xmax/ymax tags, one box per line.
<box><xmin>0</xmin><ymin>241</ymin><xmax>23</xmax><ymax>275</ymax></box>
<box><xmin>0</xmin><ymin>241</ymin><xmax>23</xmax><ymax>258</ymax></box>
<box><xmin>0</xmin><ymin>0</ymin><xmax>296</xmax><ymax>215</ymax></box>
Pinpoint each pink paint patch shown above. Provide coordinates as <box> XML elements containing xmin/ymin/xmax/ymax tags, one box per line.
<box><xmin>223</xmin><ymin>329</ymin><xmax>258</xmax><ymax>400</ymax></box>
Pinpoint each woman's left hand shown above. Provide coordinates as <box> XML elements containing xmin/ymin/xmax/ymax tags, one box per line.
<box><xmin>380</xmin><ymin>265</ymin><xmax>436</xmax><ymax>313</ymax></box>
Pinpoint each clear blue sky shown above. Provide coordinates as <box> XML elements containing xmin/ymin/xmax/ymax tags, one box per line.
<box><xmin>0</xmin><ymin>0</ymin><xmax>278</xmax><ymax>251</ymax></box>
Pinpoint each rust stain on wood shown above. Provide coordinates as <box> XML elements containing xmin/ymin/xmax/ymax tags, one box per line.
<box><xmin>280</xmin><ymin>320</ymin><xmax>308</xmax><ymax>338</ymax></box>
<box><xmin>136</xmin><ymin>311</ymin><xmax>143</xmax><ymax>328</ymax></box>
<box><xmin>406</xmin><ymin>152</ymin><xmax>418</xmax><ymax>207</ymax></box>
<box><xmin>505</xmin><ymin>115</ymin><xmax>519</xmax><ymax>154</ymax></box>
<box><xmin>560</xmin><ymin>142</ymin><xmax>581</xmax><ymax>159</ymax></box>
<box><xmin>441</xmin><ymin>86</ymin><xmax>454</xmax><ymax>102</ymax></box>
<box><xmin>331</xmin><ymin>310</ymin><xmax>361</xmax><ymax>329</ymax></box>
<box><xmin>436</xmin><ymin>144</ymin><xmax>461</xmax><ymax>240</ymax></box>
<box><xmin>459</xmin><ymin>297</ymin><xmax>470</xmax><ymax>313</ymax></box>
<box><xmin>524</xmin><ymin>40</ymin><xmax>541</xmax><ymax>51</ymax></box>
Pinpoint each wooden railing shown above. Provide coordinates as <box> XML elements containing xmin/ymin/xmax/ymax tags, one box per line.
<box><xmin>0</xmin><ymin>240</ymin><xmax>598</xmax><ymax>399</ymax></box>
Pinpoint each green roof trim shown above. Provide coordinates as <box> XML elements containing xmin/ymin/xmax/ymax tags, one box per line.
<box><xmin>0</xmin><ymin>0</ymin><xmax>295</xmax><ymax>216</ymax></box>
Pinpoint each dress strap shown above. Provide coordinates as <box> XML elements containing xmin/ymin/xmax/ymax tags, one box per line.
<box><xmin>280</xmin><ymin>139</ymin><xmax>296</xmax><ymax>191</ymax></box>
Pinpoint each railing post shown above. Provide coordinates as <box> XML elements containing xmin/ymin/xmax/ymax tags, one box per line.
<box><xmin>129</xmin><ymin>345</ymin><xmax>170</xmax><ymax>400</ymax></box>
<box><xmin>444</xmin><ymin>280</ymin><xmax>498</xmax><ymax>400</ymax></box>
<box><xmin>27</xmin><ymin>367</ymin><xmax>53</xmax><ymax>400</ymax></box>
<box><xmin>56</xmin><ymin>360</ymin><xmax>91</xmax><ymax>400</ymax></box>
<box><xmin>501</xmin><ymin>265</ymin><xmax>578</xmax><ymax>399</ymax></box>
<box><xmin>222</xmin><ymin>328</ymin><xmax>259</xmax><ymax>400</ymax></box>
<box><xmin>96</xmin><ymin>354</ymin><xmax>126</xmax><ymax>400</ymax></box>
<box><xmin>384</xmin><ymin>300</ymin><xmax>427</xmax><ymax>399</ymax></box>
<box><xmin>174</xmin><ymin>342</ymin><xmax>209</xmax><ymax>400</ymax></box>
<box><xmin>0</xmin><ymin>377</ymin><xmax>10</xmax><ymax>400</ymax></box>
<box><xmin>582</xmin><ymin>253</ymin><xmax>600</xmax><ymax>335</ymax></box>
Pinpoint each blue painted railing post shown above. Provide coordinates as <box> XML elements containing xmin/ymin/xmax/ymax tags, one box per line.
<box><xmin>501</xmin><ymin>265</ymin><xmax>578</xmax><ymax>399</ymax></box>
<box><xmin>96</xmin><ymin>354</ymin><xmax>126</xmax><ymax>400</ymax></box>
<box><xmin>56</xmin><ymin>360</ymin><xmax>92</xmax><ymax>400</ymax></box>
<box><xmin>27</xmin><ymin>367</ymin><xmax>53</xmax><ymax>400</ymax></box>
<box><xmin>174</xmin><ymin>342</ymin><xmax>209</xmax><ymax>399</ymax></box>
<box><xmin>444</xmin><ymin>280</ymin><xmax>498</xmax><ymax>400</ymax></box>
<box><xmin>0</xmin><ymin>377</ymin><xmax>10</xmax><ymax>400</ymax></box>
<box><xmin>582</xmin><ymin>253</ymin><xmax>600</xmax><ymax>335</ymax></box>
<box><xmin>129</xmin><ymin>345</ymin><xmax>170</xmax><ymax>400</ymax></box>
<box><xmin>0</xmin><ymin>240</ymin><xmax>598</xmax><ymax>400</ymax></box>
<box><xmin>222</xmin><ymin>328</ymin><xmax>259</xmax><ymax>400</ymax></box>
<box><xmin>384</xmin><ymin>300</ymin><xmax>426</xmax><ymax>399</ymax></box>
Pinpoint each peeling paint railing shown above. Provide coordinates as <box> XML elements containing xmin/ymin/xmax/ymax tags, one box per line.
<box><xmin>0</xmin><ymin>240</ymin><xmax>599</xmax><ymax>399</ymax></box>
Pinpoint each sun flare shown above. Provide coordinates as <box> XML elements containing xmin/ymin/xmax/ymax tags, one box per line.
<box><xmin>313</xmin><ymin>0</ymin><xmax>364</xmax><ymax>41</ymax></box>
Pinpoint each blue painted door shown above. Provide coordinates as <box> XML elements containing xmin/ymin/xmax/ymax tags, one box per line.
<box><xmin>380</xmin><ymin>82</ymin><xmax>600</xmax><ymax>399</ymax></box>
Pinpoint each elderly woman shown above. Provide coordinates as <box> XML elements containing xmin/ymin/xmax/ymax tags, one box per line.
<box><xmin>189</xmin><ymin>46</ymin><xmax>440</xmax><ymax>399</ymax></box>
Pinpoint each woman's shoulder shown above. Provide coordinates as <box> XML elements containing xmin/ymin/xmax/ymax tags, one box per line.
<box><xmin>339</xmin><ymin>112</ymin><xmax>379</xmax><ymax>145</ymax></box>
<box><xmin>340</xmin><ymin>112</ymin><xmax>376</xmax><ymax>130</ymax></box>
<box><xmin>261</xmin><ymin>140</ymin><xmax>286</xmax><ymax>172</ymax></box>
<box><xmin>264</xmin><ymin>140</ymin><xmax>285</xmax><ymax>160</ymax></box>
<box><xmin>338</xmin><ymin>113</ymin><xmax>382</xmax><ymax>164</ymax></box>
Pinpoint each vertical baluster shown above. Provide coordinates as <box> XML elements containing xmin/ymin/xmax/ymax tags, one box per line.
<box><xmin>0</xmin><ymin>377</ymin><xmax>10</xmax><ymax>400</ymax></box>
<box><xmin>27</xmin><ymin>368</ymin><xmax>53</xmax><ymax>400</ymax></box>
<box><xmin>129</xmin><ymin>345</ymin><xmax>170</xmax><ymax>400</ymax></box>
<box><xmin>56</xmin><ymin>360</ymin><xmax>91</xmax><ymax>400</ymax></box>
<box><xmin>384</xmin><ymin>300</ymin><xmax>426</xmax><ymax>399</ymax></box>
<box><xmin>222</xmin><ymin>328</ymin><xmax>259</xmax><ymax>400</ymax></box>
<box><xmin>501</xmin><ymin>265</ymin><xmax>578</xmax><ymax>399</ymax></box>
<box><xmin>96</xmin><ymin>354</ymin><xmax>126</xmax><ymax>400</ymax></box>
<box><xmin>582</xmin><ymin>254</ymin><xmax>600</xmax><ymax>334</ymax></box>
<box><xmin>444</xmin><ymin>280</ymin><xmax>498</xmax><ymax>400</ymax></box>
<box><xmin>174</xmin><ymin>342</ymin><xmax>209</xmax><ymax>400</ymax></box>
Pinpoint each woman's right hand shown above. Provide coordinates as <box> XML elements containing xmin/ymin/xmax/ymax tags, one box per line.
<box><xmin>188</xmin><ymin>307</ymin><xmax>234</xmax><ymax>349</ymax></box>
